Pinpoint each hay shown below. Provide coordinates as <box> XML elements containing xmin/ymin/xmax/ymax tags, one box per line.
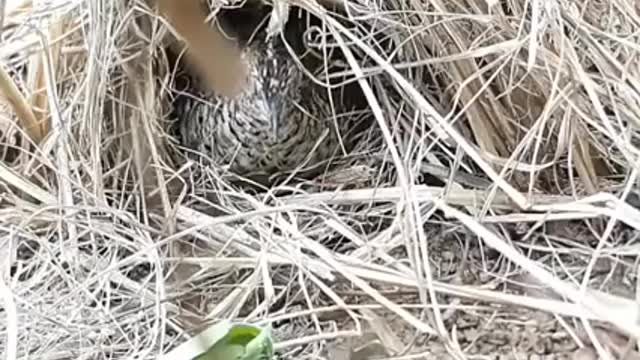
<box><xmin>1</xmin><ymin>0</ymin><xmax>640</xmax><ymax>358</ymax></box>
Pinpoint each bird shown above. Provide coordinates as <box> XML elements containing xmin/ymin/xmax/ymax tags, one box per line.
<box><xmin>169</xmin><ymin>8</ymin><xmax>366</xmax><ymax>185</ymax></box>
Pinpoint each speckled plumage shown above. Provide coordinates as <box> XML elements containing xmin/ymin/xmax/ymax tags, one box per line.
<box><xmin>172</xmin><ymin>32</ymin><xmax>361</xmax><ymax>182</ymax></box>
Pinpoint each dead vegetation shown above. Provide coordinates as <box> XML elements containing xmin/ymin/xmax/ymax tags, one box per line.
<box><xmin>1</xmin><ymin>0</ymin><xmax>640</xmax><ymax>359</ymax></box>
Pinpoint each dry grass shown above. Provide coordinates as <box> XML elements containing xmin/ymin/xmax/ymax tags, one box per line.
<box><xmin>1</xmin><ymin>0</ymin><xmax>640</xmax><ymax>359</ymax></box>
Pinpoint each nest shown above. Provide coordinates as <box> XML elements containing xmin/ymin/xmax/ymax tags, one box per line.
<box><xmin>1</xmin><ymin>0</ymin><xmax>640</xmax><ymax>359</ymax></box>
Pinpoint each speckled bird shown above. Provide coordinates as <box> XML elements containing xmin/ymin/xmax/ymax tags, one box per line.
<box><xmin>171</xmin><ymin>18</ymin><xmax>365</xmax><ymax>184</ymax></box>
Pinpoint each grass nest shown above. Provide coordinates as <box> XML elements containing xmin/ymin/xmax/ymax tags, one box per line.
<box><xmin>1</xmin><ymin>0</ymin><xmax>640</xmax><ymax>359</ymax></box>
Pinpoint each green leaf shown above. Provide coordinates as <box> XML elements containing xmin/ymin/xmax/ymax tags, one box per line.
<box><xmin>194</xmin><ymin>323</ymin><xmax>273</xmax><ymax>360</ymax></box>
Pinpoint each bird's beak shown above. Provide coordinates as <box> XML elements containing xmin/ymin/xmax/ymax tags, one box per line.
<box><xmin>270</xmin><ymin>110</ymin><xmax>279</xmax><ymax>139</ymax></box>
<box><xmin>269</xmin><ymin>98</ymin><xmax>283</xmax><ymax>140</ymax></box>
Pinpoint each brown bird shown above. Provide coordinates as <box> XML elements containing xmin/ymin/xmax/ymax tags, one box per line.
<box><xmin>170</xmin><ymin>6</ymin><xmax>366</xmax><ymax>185</ymax></box>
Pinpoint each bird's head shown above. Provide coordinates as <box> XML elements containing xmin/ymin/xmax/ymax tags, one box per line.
<box><xmin>237</xmin><ymin>36</ymin><xmax>305</xmax><ymax>138</ymax></box>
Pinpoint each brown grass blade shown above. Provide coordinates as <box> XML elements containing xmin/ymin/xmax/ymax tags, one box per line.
<box><xmin>158</xmin><ymin>0</ymin><xmax>246</xmax><ymax>97</ymax></box>
<box><xmin>0</xmin><ymin>62</ymin><xmax>41</xmax><ymax>143</ymax></box>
